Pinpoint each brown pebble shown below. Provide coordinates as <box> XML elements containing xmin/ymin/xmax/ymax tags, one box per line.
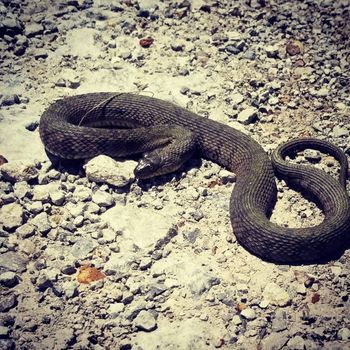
<box><xmin>286</xmin><ymin>40</ymin><xmax>304</xmax><ymax>56</ymax></box>
<box><xmin>139</xmin><ymin>37</ymin><xmax>154</xmax><ymax>48</ymax></box>
<box><xmin>294</xmin><ymin>59</ymin><xmax>305</xmax><ymax>67</ymax></box>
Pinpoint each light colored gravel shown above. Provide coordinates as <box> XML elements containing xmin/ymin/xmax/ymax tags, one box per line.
<box><xmin>0</xmin><ymin>0</ymin><xmax>350</xmax><ymax>349</ymax></box>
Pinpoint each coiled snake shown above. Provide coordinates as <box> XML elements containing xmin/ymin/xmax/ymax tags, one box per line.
<box><xmin>39</xmin><ymin>92</ymin><xmax>350</xmax><ymax>263</ymax></box>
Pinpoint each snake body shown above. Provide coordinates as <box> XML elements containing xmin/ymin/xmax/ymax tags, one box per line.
<box><xmin>39</xmin><ymin>92</ymin><xmax>350</xmax><ymax>263</ymax></box>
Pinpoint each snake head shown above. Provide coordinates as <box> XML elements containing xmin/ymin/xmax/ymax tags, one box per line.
<box><xmin>134</xmin><ymin>153</ymin><xmax>162</xmax><ymax>179</ymax></box>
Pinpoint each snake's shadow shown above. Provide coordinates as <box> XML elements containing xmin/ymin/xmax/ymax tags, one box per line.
<box><xmin>45</xmin><ymin>149</ymin><xmax>203</xmax><ymax>187</ymax></box>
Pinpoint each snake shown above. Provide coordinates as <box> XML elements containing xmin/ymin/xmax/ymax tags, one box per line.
<box><xmin>39</xmin><ymin>92</ymin><xmax>350</xmax><ymax>264</ymax></box>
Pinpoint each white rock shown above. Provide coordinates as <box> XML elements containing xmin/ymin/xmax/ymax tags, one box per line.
<box><xmin>240</xmin><ymin>308</ymin><xmax>256</xmax><ymax>320</ymax></box>
<box><xmin>309</xmin><ymin>87</ymin><xmax>330</xmax><ymax>97</ymax></box>
<box><xmin>73</xmin><ymin>186</ymin><xmax>92</xmax><ymax>201</ymax></box>
<box><xmin>330</xmin><ymin>266</ymin><xmax>342</xmax><ymax>277</ymax></box>
<box><xmin>85</xmin><ymin>155</ymin><xmax>136</xmax><ymax>188</ymax></box>
<box><xmin>13</xmin><ymin>181</ymin><xmax>30</xmax><ymax>199</ymax></box>
<box><xmin>0</xmin><ymin>271</ymin><xmax>19</xmax><ymax>287</ymax></box>
<box><xmin>92</xmin><ymin>190</ymin><xmax>114</xmax><ymax>207</ymax></box>
<box><xmin>30</xmin><ymin>212</ymin><xmax>51</xmax><ymax>234</ymax></box>
<box><xmin>231</xmin><ymin>92</ymin><xmax>245</xmax><ymax>105</ymax></box>
<box><xmin>133</xmin><ymin>310</ymin><xmax>157</xmax><ymax>332</ymax></box>
<box><xmin>232</xmin><ymin>315</ymin><xmax>242</xmax><ymax>325</ymax></box>
<box><xmin>16</xmin><ymin>223</ymin><xmax>35</xmax><ymax>239</ymax></box>
<box><xmin>335</xmin><ymin>102</ymin><xmax>347</xmax><ymax>111</ymax></box>
<box><xmin>338</xmin><ymin>327</ymin><xmax>350</xmax><ymax>340</ymax></box>
<box><xmin>332</xmin><ymin>125</ymin><xmax>349</xmax><ymax>138</ymax></box>
<box><xmin>0</xmin><ymin>161</ymin><xmax>38</xmax><ymax>182</ymax></box>
<box><xmin>262</xmin><ymin>283</ymin><xmax>291</xmax><ymax>307</ymax></box>
<box><xmin>237</xmin><ymin>107</ymin><xmax>258</xmax><ymax>125</ymax></box>
<box><xmin>32</xmin><ymin>183</ymin><xmax>59</xmax><ymax>201</ymax></box>
<box><xmin>296</xmin><ymin>284</ymin><xmax>307</xmax><ymax>295</ymax></box>
<box><xmin>107</xmin><ymin>303</ymin><xmax>125</xmax><ymax>318</ymax></box>
<box><xmin>0</xmin><ymin>202</ymin><xmax>23</xmax><ymax>230</ymax></box>
<box><xmin>138</xmin><ymin>0</ymin><xmax>159</xmax><ymax>12</ymax></box>
<box><xmin>50</xmin><ymin>191</ymin><xmax>66</xmax><ymax>206</ymax></box>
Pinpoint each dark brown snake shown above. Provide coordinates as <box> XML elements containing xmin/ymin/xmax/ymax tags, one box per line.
<box><xmin>39</xmin><ymin>92</ymin><xmax>350</xmax><ymax>264</ymax></box>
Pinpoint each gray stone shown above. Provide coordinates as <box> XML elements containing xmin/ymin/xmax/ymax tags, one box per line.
<box><xmin>1</xmin><ymin>94</ymin><xmax>20</xmax><ymax>106</ymax></box>
<box><xmin>85</xmin><ymin>155</ymin><xmax>136</xmax><ymax>187</ymax></box>
<box><xmin>0</xmin><ymin>294</ymin><xmax>17</xmax><ymax>312</ymax></box>
<box><xmin>262</xmin><ymin>331</ymin><xmax>289</xmax><ymax>350</ymax></box>
<box><xmin>187</xmin><ymin>269</ymin><xmax>220</xmax><ymax>296</ymax></box>
<box><xmin>0</xmin><ymin>339</ymin><xmax>15</xmax><ymax>350</ymax></box>
<box><xmin>0</xmin><ymin>161</ymin><xmax>38</xmax><ymax>182</ymax></box>
<box><xmin>237</xmin><ymin>108</ymin><xmax>258</xmax><ymax>124</ymax></box>
<box><xmin>133</xmin><ymin>310</ymin><xmax>157</xmax><ymax>332</ymax></box>
<box><xmin>24</xmin><ymin>22</ymin><xmax>44</xmax><ymax>37</ymax></box>
<box><xmin>243</xmin><ymin>49</ymin><xmax>256</xmax><ymax>60</ymax></box>
<box><xmin>61</xmin><ymin>265</ymin><xmax>76</xmax><ymax>275</ymax></box>
<box><xmin>2</xmin><ymin>17</ymin><xmax>23</xmax><ymax>36</ymax></box>
<box><xmin>335</xmin><ymin>102</ymin><xmax>347</xmax><ymax>111</ymax></box>
<box><xmin>0</xmin><ymin>251</ymin><xmax>28</xmax><ymax>272</ymax></box>
<box><xmin>26</xmin><ymin>201</ymin><xmax>43</xmax><ymax>214</ymax></box>
<box><xmin>121</xmin><ymin>50</ymin><xmax>132</xmax><ymax>59</ymax></box>
<box><xmin>34</xmin><ymin>49</ymin><xmax>48</xmax><ymax>59</ymax></box>
<box><xmin>25</xmin><ymin>121</ymin><xmax>39</xmax><ymax>132</ymax></box>
<box><xmin>124</xmin><ymin>300</ymin><xmax>147</xmax><ymax>320</ymax></box>
<box><xmin>71</xmin><ymin>238</ymin><xmax>98</xmax><ymax>259</ymax></box>
<box><xmin>16</xmin><ymin>223</ymin><xmax>35</xmax><ymax>239</ymax></box>
<box><xmin>61</xmin><ymin>282</ymin><xmax>78</xmax><ymax>298</ymax></box>
<box><xmin>304</xmin><ymin>149</ymin><xmax>321</xmax><ymax>162</ymax></box>
<box><xmin>36</xmin><ymin>272</ymin><xmax>52</xmax><ymax>291</ymax></box>
<box><xmin>30</xmin><ymin>212</ymin><xmax>51</xmax><ymax>234</ymax></box>
<box><xmin>0</xmin><ymin>271</ymin><xmax>18</xmax><ymax>288</ymax></box>
<box><xmin>287</xmin><ymin>335</ymin><xmax>306</xmax><ymax>350</ymax></box>
<box><xmin>92</xmin><ymin>190</ymin><xmax>114</xmax><ymax>207</ymax></box>
<box><xmin>296</xmin><ymin>283</ymin><xmax>307</xmax><ymax>295</ymax></box>
<box><xmin>272</xmin><ymin>310</ymin><xmax>287</xmax><ymax>332</ymax></box>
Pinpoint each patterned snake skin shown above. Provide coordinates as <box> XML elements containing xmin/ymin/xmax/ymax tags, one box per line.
<box><xmin>39</xmin><ymin>92</ymin><xmax>350</xmax><ymax>263</ymax></box>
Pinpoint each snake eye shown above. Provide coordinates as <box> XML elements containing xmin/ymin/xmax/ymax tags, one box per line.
<box><xmin>134</xmin><ymin>154</ymin><xmax>162</xmax><ymax>179</ymax></box>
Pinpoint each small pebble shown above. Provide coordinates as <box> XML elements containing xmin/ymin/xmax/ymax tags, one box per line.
<box><xmin>133</xmin><ymin>310</ymin><xmax>157</xmax><ymax>332</ymax></box>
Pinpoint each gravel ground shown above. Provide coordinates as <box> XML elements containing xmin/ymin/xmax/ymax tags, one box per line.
<box><xmin>0</xmin><ymin>0</ymin><xmax>350</xmax><ymax>349</ymax></box>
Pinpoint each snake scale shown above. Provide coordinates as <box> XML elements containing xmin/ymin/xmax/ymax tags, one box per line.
<box><xmin>39</xmin><ymin>92</ymin><xmax>350</xmax><ymax>263</ymax></box>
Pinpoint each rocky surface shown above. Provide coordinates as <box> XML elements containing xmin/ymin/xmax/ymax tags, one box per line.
<box><xmin>1</xmin><ymin>0</ymin><xmax>350</xmax><ymax>349</ymax></box>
